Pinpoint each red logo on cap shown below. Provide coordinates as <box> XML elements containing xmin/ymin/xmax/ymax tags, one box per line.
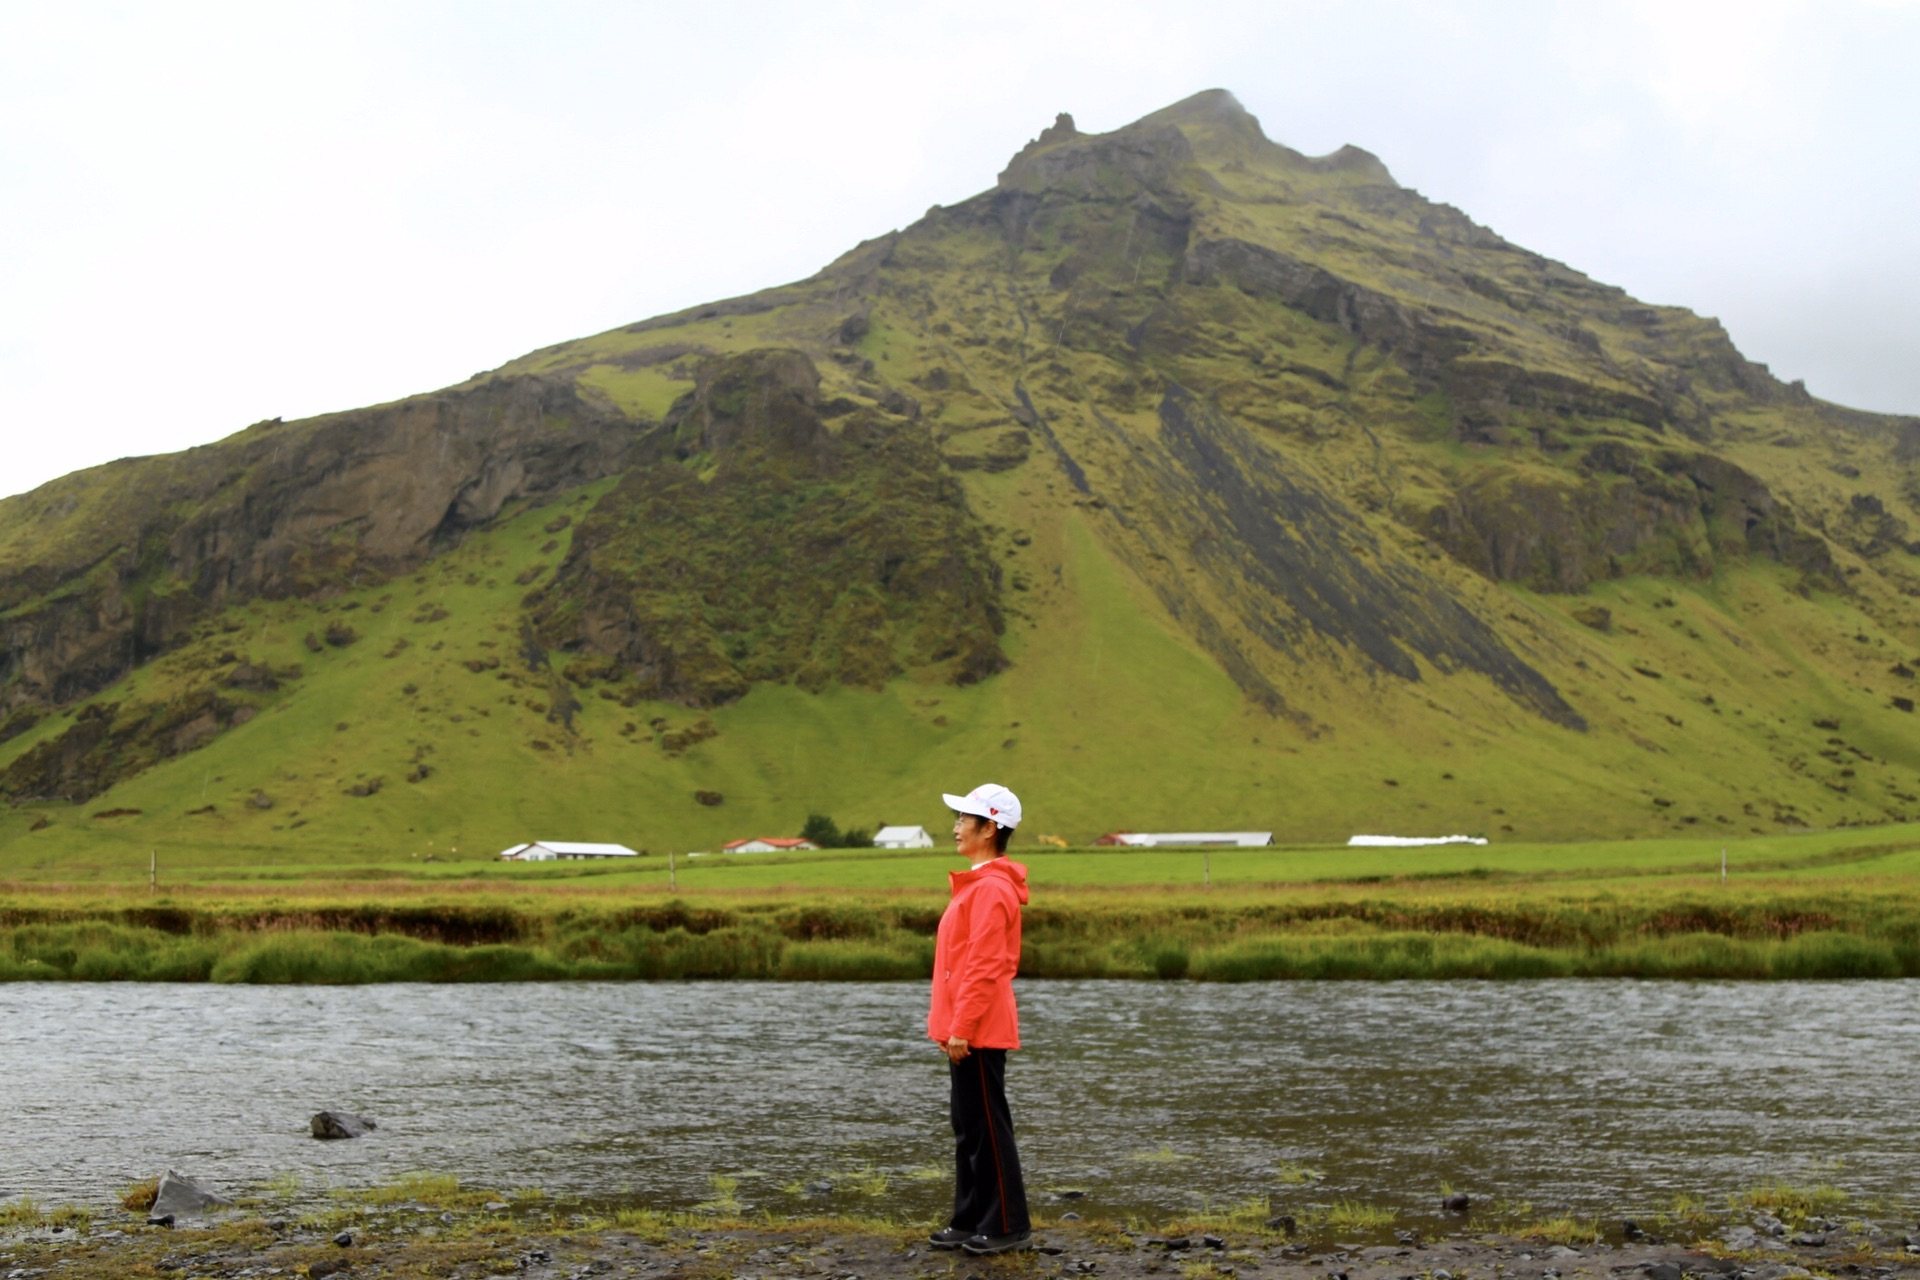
<box><xmin>989</xmin><ymin>807</ymin><xmax>998</xmax><ymax>815</ymax></box>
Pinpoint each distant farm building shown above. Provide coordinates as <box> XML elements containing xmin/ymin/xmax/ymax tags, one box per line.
<box><xmin>498</xmin><ymin>841</ymin><xmax>641</xmax><ymax>861</ymax></box>
<box><xmin>1094</xmin><ymin>832</ymin><xmax>1273</xmax><ymax>848</ymax></box>
<box><xmin>873</xmin><ymin>825</ymin><xmax>935</xmax><ymax>849</ymax></box>
<box><xmin>722</xmin><ymin>837</ymin><xmax>820</xmax><ymax>854</ymax></box>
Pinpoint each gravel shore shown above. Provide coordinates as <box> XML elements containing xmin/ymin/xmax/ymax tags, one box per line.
<box><xmin>5</xmin><ymin>1209</ymin><xmax>1919</xmax><ymax>1280</ymax></box>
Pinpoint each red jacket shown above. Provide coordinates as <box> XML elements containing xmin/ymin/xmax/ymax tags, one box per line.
<box><xmin>928</xmin><ymin>856</ymin><xmax>1029</xmax><ymax>1049</ymax></box>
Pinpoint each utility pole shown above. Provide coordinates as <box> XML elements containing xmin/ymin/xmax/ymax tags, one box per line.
<box><xmin>150</xmin><ymin>848</ymin><xmax>156</xmax><ymax>893</ymax></box>
<box><xmin>1204</xmin><ymin>851</ymin><xmax>1211</xmax><ymax>891</ymax></box>
<box><xmin>668</xmin><ymin>850</ymin><xmax>676</xmax><ymax>893</ymax></box>
<box><xmin>1721</xmin><ymin>847</ymin><xmax>1728</xmax><ymax>883</ymax></box>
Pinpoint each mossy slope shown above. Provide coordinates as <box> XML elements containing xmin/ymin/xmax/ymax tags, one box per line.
<box><xmin>4</xmin><ymin>89</ymin><xmax>1920</xmax><ymax>863</ymax></box>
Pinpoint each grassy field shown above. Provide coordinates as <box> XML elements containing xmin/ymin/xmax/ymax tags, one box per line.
<box><xmin>4</xmin><ymin>824</ymin><xmax>1918</xmax><ymax>981</ymax></box>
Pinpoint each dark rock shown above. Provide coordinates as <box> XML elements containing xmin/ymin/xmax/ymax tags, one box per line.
<box><xmin>803</xmin><ymin>1181</ymin><xmax>833</xmax><ymax>1198</ymax></box>
<box><xmin>1203</xmin><ymin>1234</ymin><xmax>1225</xmax><ymax>1248</ymax></box>
<box><xmin>147</xmin><ymin>1213</ymin><xmax>175</xmax><ymax>1228</ymax></box>
<box><xmin>1267</xmin><ymin>1214</ymin><xmax>1297</xmax><ymax>1234</ymax></box>
<box><xmin>333</xmin><ymin>1229</ymin><xmax>355</xmax><ymax>1246</ymax></box>
<box><xmin>309</xmin><ymin>1260</ymin><xmax>351</xmax><ymax>1278</ymax></box>
<box><xmin>1054</xmin><ymin>1190</ymin><xmax>1088</xmax><ymax>1200</ymax></box>
<box><xmin>148</xmin><ymin>1170</ymin><xmax>232</xmax><ymax>1223</ymax></box>
<box><xmin>310</xmin><ymin>1110</ymin><xmax>377</xmax><ymax>1139</ymax></box>
<box><xmin>1571</xmin><ymin>605</ymin><xmax>1612</xmax><ymax>632</ymax></box>
<box><xmin>1792</xmin><ymin>1233</ymin><xmax>1827</xmax><ymax>1247</ymax></box>
<box><xmin>1645</xmin><ymin>1263</ymin><xmax>1683</xmax><ymax>1280</ymax></box>
<box><xmin>1622</xmin><ymin>1220</ymin><xmax>1645</xmax><ymax>1240</ymax></box>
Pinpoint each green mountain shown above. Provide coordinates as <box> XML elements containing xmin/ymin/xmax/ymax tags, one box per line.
<box><xmin>5</xmin><ymin>89</ymin><xmax>1920</xmax><ymax>869</ymax></box>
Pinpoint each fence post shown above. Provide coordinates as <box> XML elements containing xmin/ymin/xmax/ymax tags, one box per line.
<box><xmin>669</xmin><ymin>850</ymin><xmax>677</xmax><ymax>893</ymax></box>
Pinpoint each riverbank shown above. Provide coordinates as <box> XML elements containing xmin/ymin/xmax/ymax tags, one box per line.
<box><xmin>5</xmin><ymin>873</ymin><xmax>1920</xmax><ymax>980</ymax></box>
<box><xmin>5</xmin><ymin>1187</ymin><xmax>1918</xmax><ymax>1280</ymax></box>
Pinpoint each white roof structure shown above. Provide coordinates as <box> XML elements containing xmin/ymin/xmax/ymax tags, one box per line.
<box><xmin>1112</xmin><ymin>832</ymin><xmax>1273</xmax><ymax>847</ymax></box>
<box><xmin>498</xmin><ymin>841</ymin><xmax>640</xmax><ymax>860</ymax></box>
<box><xmin>872</xmin><ymin>825</ymin><xmax>934</xmax><ymax>849</ymax></box>
<box><xmin>722</xmin><ymin>838</ymin><xmax>819</xmax><ymax>854</ymax></box>
<box><xmin>1347</xmin><ymin>834</ymin><xmax>1488</xmax><ymax>847</ymax></box>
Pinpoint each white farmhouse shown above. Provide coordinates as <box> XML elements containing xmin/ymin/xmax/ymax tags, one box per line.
<box><xmin>872</xmin><ymin>825</ymin><xmax>935</xmax><ymax>849</ymax></box>
<box><xmin>497</xmin><ymin>841</ymin><xmax>641</xmax><ymax>861</ymax></box>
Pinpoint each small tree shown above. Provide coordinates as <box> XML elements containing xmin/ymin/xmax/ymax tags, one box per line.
<box><xmin>799</xmin><ymin>814</ymin><xmax>873</xmax><ymax>848</ymax></box>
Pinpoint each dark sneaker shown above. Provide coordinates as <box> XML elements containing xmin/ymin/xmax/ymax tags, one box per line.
<box><xmin>928</xmin><ymin>1227</ymin><xmax>973</xmax><ymax>1250</ymax></box>
<box><xmin>962</xmin><ymin>1231</ymin><xmax>1033</xmax><ymax>1255</ymax></box>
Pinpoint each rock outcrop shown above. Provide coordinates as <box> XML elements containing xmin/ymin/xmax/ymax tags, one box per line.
<box><xmin>0</xmin><ymin>375</ymin><xmax>641</xmax><ymax>715</ymax></box>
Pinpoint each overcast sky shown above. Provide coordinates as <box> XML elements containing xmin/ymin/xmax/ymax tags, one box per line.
<box><xmin>3</xmin><ymin>0</ymin><xmax>1917</xmax><ymax>500</ymax></box>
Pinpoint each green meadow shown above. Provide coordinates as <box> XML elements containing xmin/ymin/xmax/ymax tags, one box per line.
<box><xmin>4</xmin><ymin>824</ymin><xmax>1918</xmax><ymax>982</ymax></box>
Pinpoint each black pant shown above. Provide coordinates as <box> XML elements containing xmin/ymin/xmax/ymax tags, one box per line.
<box><xmin>948</xmin><ymin>1048</ymin><xmax>1030</xmax><ymax>1237</ymax></box>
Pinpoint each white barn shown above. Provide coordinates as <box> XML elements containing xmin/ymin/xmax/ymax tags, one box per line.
<box><xmin>1104</xmin><ymin>832</ymin><xmax>1272</xmax><ymax>848</ymax></box>
<box><xmin>498</xmin><ymin>841</ymin><xmax>640</xmax><ymax>861</ymax></box>
<box><xmin>872</xmin><ymin>825</ymin><xmax>935</xmax><ymax>849</ymax></box>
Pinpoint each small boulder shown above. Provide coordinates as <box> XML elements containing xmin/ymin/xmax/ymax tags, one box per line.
<box><xmin>148</xmin><ymin>1169</ymin><xmax>232</xmax><ymax>1223</ymax></box>
<box><xmin>1443</xmin><ymin>1192</ymin><xmax>1471</xmax><ymax>1213</ymax></box>
<box><xmin>311</xmin><ymin>1110</ymin><xmax>378</xmax><ymax>1139</ymax></box>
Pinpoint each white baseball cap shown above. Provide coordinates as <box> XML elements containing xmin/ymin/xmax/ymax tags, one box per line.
<box><xmin>942</xmin><ymin>782</ymin><xmax>1022</xmax><ymax>830</ymax></box>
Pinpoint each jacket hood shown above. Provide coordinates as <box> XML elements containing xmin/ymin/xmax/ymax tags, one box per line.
<box><xmin>949</xmin><ymin>856</ymin><xmax>1030</xmax><ymax>904</ymax></box>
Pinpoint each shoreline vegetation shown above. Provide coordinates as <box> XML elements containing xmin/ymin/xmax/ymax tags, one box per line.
<box><xmin>5</xmin><ymin>827</ymin><xmax>1920</xmax><ymax>982</ymax></box>
<box><xmin>2</xmin><ymin>1171</ymin><xmax>1916</xmax><ymax>1280</ymax></box>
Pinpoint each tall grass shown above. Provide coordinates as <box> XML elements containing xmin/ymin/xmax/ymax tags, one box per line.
<box><xmin>3</xmin><ymin>889</ymin><xmax>1919</xmax><ymax>982</ymax></box>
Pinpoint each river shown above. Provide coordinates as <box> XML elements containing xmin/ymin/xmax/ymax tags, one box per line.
<box><xmin>4</xmin><ymin>979</ymin><xmax>1914</xmax><ymax>1223</ymax></box>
